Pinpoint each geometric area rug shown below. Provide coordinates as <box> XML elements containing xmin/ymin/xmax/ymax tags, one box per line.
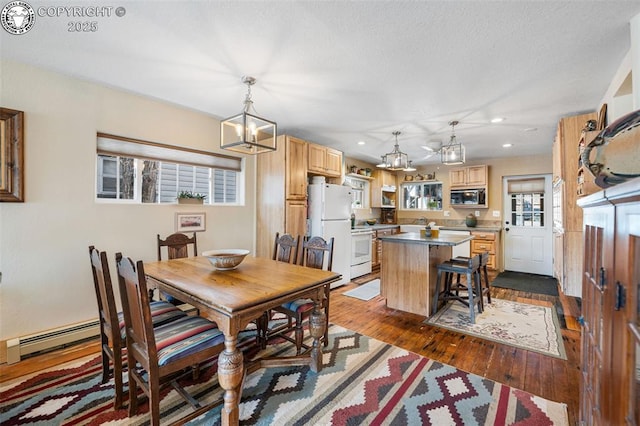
<box><xmin>425</xmin><ymin>298</ymin><xmax>567</xmax><ymax>360</ymax></box>
<box><xmin>0</xmin><ymin>325</ymin><xmax>568</xmax><ymax>425</ymax></box>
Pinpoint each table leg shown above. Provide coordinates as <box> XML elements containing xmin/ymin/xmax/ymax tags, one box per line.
<box><xmin>308</xmin><ymin>302</ymin><xmax>326</xmax><ymax>373</ymax></box>
<box><xmin>218</xmin><ymin>333</ymin><xmax>244</xmax><ymax>426</ymax></box>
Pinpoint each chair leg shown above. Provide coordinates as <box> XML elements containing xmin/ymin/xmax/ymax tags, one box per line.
<box><xmin>127</xmin><ymin>362</ymin><xmax>138</xmax><ymax>417</ymax></box>
<box><xmin>100</xmin><ymin>342</ymin><xmax>110</xmax><ymax>384</ymax></box>
<box><xmin>475</xmin><ymin>270</ymin><xmax>484</xmax><ymax>313</ymax></box>
<box><xmin>149</xmin><ymin>375</ymin><xmax>161</xmax><ymax>426</ymax></box>
<box><xmin>432</xmin><ymin>270</ymin><xmax>444</xmax><ymax>314</ymax></box>
<box><xmin>295</xmin><ymin>312</ymin><xmax>304</xmax><ymax>355</ymax></box>
<box><xmin>466</xmin><ymin>271</ymin><xmax>476</xmax><ymax>323</ymax></box>
<box><xmin>112</xmin><ymin>346</ymin><xmax>124</xmax><ymax>409</ymax></box>
<box><xmin>483</xmin><ymin>265</ymin><xmax>492</xmax><ymax>304</ymax></box>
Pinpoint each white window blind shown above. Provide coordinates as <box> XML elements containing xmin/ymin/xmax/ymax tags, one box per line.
<box><xmin>97</xmin><ymin>133</ymin><xmax>241</xmax><ymax>171</ymax></box>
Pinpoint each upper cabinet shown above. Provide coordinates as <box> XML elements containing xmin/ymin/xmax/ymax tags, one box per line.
<box><xmin>285</xmin><ymin>136</ymin><xmax>308</xmax><ymax>200</ymax></box>
<box><xmin>371</xmin><ymin>169</ymin><xmax>397</xmax><ymax>208</ymax></box>
<box><xmin>308</xmin><ymin>142</ymin><xmax>342</xmax><ymax>177</ymax></box>
<box><xmin>449</xmin><ymin>165</ymin><xmax>488</xmax><ymax>187</ymax></box>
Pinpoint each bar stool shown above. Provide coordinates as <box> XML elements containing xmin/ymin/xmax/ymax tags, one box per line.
<box><xmin>432</xmin><ymin>254</ymin><xmax>483</xmax><ymax>323</ymax></box>
<box><xmin>451</xmin><ymin>251</ymin><xmax>491</xmax><ymax>305</ymax></box>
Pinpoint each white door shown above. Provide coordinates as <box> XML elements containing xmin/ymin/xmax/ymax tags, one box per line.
<box><xmin>502</xmin><ymin>174</ymin><xmax>553</xmax><ymax>275</ymax></box>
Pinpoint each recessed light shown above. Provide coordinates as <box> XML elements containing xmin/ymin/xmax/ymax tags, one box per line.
<box><xmin>502</xmin><ymin>143</ymin><xmax>513</xmax><ymax>148</ymax></box>
<box><xmin>357</xmin><ymin>141</ymin><xmax>365</xmax><ymax>145</ymax></box>
<box><xmin>491</xmin><ymin>117</ymin><xmax>505</xmax><ymax>123</ymax></box>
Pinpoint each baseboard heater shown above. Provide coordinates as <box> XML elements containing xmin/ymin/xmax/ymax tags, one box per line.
<box><xmin>6</xmin><ymin>319</ymin><xmax>100</xmax><ymax>364</ymax></box>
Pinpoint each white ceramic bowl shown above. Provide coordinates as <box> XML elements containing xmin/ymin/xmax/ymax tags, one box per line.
<box><xmin>202</xmin><ymin>249</ymin><xmax>250</xmax><ymax>270</ymax></box>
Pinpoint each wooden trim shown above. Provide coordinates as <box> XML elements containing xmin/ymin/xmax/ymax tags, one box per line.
<box><xmin>0</xmin><ymin>107</ymin><xmax>24</xmax><ymax>202</ymax></box>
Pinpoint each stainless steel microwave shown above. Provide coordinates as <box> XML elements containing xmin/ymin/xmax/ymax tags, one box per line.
<box><xmin>450</xmin><ymin>188</ymin><xmax>486</xmax><ymax>207</ymax></box>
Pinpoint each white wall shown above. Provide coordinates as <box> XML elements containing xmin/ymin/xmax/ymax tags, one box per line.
<box><xmin>599</xmin><ymin>12</ymin><xmax>640</xmax><ymax>121</ymax></box>
<box><xmin>0</xmin><ymin>61</ymin><xmax>256</xmax><ymax>342</ymax></box>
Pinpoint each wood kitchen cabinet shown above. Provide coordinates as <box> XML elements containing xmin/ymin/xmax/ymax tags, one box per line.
<box><xmin>285</xmin><ymin>200</ymin><xmax>307</xmax><ymax>236</ymax></box>
<box><xmin>372</xmin><ymin>227</ymin><xmax>399</xmax><ymax>270</ymax></box>
<box><xmin>552</xmin><ymin>111</ymin><xmax>597</xmax><ymax>297</ymax></box>
<box><xmin>578</xmin><ymin>177</ymin><xmax>640</xmax><ymax>425</ymax></box>
<box><xmin>449</xmin><ymin>165</ymin><xmax>487</xmax><ymax>187</ymax></box>
<box><xmin>470</xmin><ymin>230</ymin><xmax>499</xmax><ymax>270</ymax></box>
<box><xmin>308</xmin><ymin>142</ymin><xmax>342</xmax><ymax>177</ymax></box>
<box><xmin>256</xmin><ymin>135</ymin><xmax>309</xmax><ymax>258</ymax></box>
<box><xmin>371</xmin><ymin>169</ymin><xmax>397</xmax><ymax>208</ymax></box>
<box><xmin>285</xmin><ymin>136</ymin><xmax>308</xmax><ymax>199</ymax></box>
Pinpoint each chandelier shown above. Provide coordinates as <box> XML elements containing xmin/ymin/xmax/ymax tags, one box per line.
<box><xmin>441</xmin><ymin>120</ymin><xmax>465</xmax><ymax>165</ymax></box>
<box><xmin>377</xmin><ymin>131</ymin><xmax>412</xmax><ymax>171</ymax></box>
<box><xmin>220</xmin><ymin>76</ymin><xmax>277</xmax><ymax>154</ymax></box>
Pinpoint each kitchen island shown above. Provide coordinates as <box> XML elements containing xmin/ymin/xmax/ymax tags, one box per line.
<box><xmin>377</xmin><ymin>232</ymin><xmax>474</xmax><ymax>317</ymax></box>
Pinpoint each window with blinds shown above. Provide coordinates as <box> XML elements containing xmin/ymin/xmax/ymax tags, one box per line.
<box><xmin>507</xmin><ymin>178</ymin><xmax>546</xmax><ymax>227</ymax></box>
<box><xmin>96</xmin><ymin>133</ymin><xmax>243</xmax><ymax>205</ymax></box>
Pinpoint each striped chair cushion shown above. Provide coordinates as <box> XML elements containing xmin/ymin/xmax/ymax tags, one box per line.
<box><xmin>118</xmin><ymin>301</ymin><xmax>187</xmax><ymax>340</ymax></box>
<box><xmin>280</xmin><ymin>298</ymin><xmax>314</xmax><ymax>313</ymax></box>
<box><xmin>153</xmin><ymin>316</ymin><xmax>224</xmax><ymax>366</ymax></box>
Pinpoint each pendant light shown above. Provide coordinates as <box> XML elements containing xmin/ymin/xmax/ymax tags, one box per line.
<box><xmin>441</xmin><ymin>120</ymin><xmax>465</xmax><ymax>165</ymax></box>
<box><xmin>220</xmin><ymin>76</ymin><xmax>277</xmax><ymax>154</ymax></box>
<box><xmin>377</xmin><ymin>131</ymin><xmax>410</xmax><ymax>171</ymax></box>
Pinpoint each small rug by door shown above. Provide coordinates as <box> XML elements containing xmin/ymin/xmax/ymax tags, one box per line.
<box><xmin>425</xmin><ymin>298</ymin><xmax>567</xmax><ymax>360</ymax></box>
<box><xmin>491</xmin><ymin>271</ymin><xmax>559</xmax><ymax>296</ymax></box>
<box><xmin>342</xmin><ymin>278</ymin><xmax>380</xmax><ymax>301</ymax></box>
<box><xmin>0</xmin><ymin>325</ymin><xmax>568</xmax><ymax>425</ymax></box>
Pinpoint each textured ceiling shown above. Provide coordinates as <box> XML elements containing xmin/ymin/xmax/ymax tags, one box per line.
<box><xmin>2</xmin><ymin>1</ymin><xmax>639</xmax><ymax>166</ymax></box>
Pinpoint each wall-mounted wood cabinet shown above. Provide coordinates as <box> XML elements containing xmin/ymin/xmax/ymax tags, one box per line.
<box><xmin>308</xmin><ymin>143</ymin><xmax>342</xmax><ymax>177</ymax></box>
<box><xmin>449</xmin><ymin>165</ymin><xmax>487</xmax><ymax>187</ymax></box>
<box><xmin>371</xmin><ymin>169</ymin><xmax>397</xmax><ymax>208</ymax></box>
<box><xmin>552</xmin><ymin>111</ymin><xmax>597</xmax><ymax>297</ymax></box>
<box><xmin>257</xmin><ymin>135</ymin><xmax>309</xmax><ymax>258</ymax></box>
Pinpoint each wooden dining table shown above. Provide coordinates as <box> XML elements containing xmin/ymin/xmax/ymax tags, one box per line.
<box><xmin>144</xmin><ymin>255</ymin><xmax>341</xmax><ymax>426</ymax></box>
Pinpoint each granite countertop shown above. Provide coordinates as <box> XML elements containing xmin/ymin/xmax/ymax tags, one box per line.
<box><xmin>377</xmin><ymin>232</ymin><xmax>474</xmax><ymax>246</ymax></box>
<box><xmin>439</xmin><ymin>225</ymin><xmax>502</xmax><ymax>232</ymax></box>
<box><xmin>352</xmin><ymin>224</ymin><xmax>400</xmax><ymax>231</ymax></box>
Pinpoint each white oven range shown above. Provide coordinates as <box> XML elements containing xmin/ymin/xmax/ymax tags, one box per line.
<box><xmin>350</xmin><ymin>228</ymin><xmax>374</xmax><ymax>279</ymax></box>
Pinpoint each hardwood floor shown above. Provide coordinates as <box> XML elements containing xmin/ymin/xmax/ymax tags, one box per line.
<box><xmin>1</xmin><ymin>270</ymin><xmax>581</xmax><ymax>425</ymax></box>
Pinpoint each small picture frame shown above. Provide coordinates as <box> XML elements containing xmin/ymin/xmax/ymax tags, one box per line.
<box><xmin>175</xmin><ymin>212</ymin><xmax>206</xmax><ymax>232</ymax></box>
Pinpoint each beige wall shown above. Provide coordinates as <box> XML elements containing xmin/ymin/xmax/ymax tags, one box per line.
<box><xmin>0</xmin><ymin>61</ymin><xmax>256</xmax><ymax>344</ymax></box>
<box><xmin>346</xmin><ymin>154</ymin><xmax>552</xmax><ymax>224</ymax></box>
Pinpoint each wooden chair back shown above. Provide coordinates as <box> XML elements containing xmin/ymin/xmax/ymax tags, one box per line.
<box><xmin>115</xmin><ymin>253</ymin><xmax>157</xmax><ymax>367</ymax></box>
<box><xmin>157</xmin><ymin>232</ymin><xmax>198</xmax><ymax>261</ymax></box>
<box><xmin>272</xmin><ymin>232</ymin><xmax>300</xmax><ymax>263</ymax></box>
<box><xmin>298</xmin><ymin>236</ymin><xmax>334</xmax><ymax>271</ymax></box>
<box><xmin>88</xmin><ymin>245</ymin><xmax>124</xmax><ymax>408</ymax></box>
<box><xmin>465</xmin><ymin>253</ymin><xmax>481</xmax><ymax>270</ymax></box>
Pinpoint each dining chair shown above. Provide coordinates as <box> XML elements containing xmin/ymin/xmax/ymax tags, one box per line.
<box><xmin>88</xmin><ymin>246</ymin><xmax>187</xmax><ymax>409</ymax></box>
<box><xmin>256</xmin><ymin>233</ymin><xmax>300</xmax><ymax>348</ymax></box>
<box><xmin>268</xmin><ymin>235</ymin><xmax>334</xmax><ymax>354</ymax></box>
<box><xmin>115</xmin><ymin>252</ymin><xmax>225</xmax><ymax>426</ymax></box>
<box><xmin>154</xmin><ymin>232</ymin><xmax>198</xmax><ymax>304</ymax></box>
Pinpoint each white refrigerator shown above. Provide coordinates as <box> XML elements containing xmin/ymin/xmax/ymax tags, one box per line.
<box><xmin>307</xmin><ymin>183</ymin><xmax>352</xmax><ymax>287</ymax></box>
